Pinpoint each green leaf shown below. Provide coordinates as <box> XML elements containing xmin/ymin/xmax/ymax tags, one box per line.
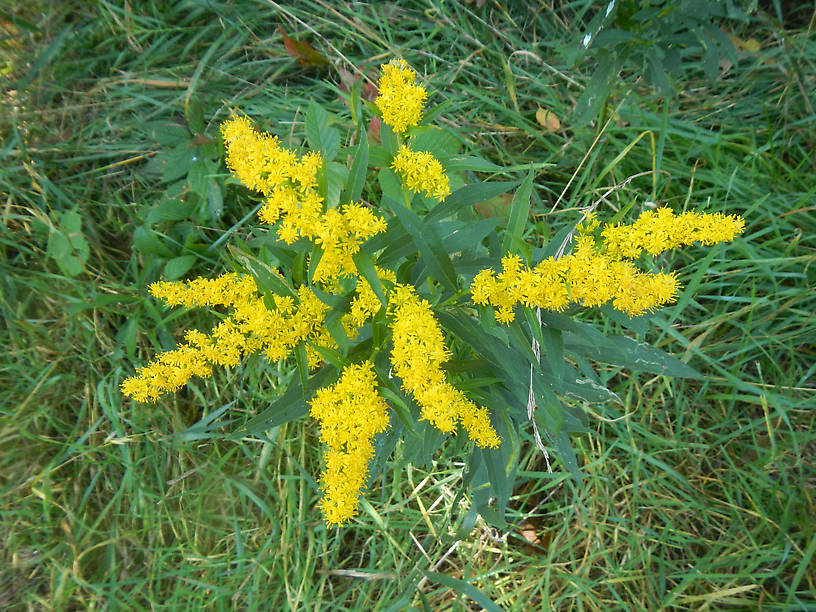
<box><xmin>352</xmin><ymin>249</ymin><xmax>387</xmax><ymax>307</ymax></box>
<box><xmin>229</xmin><ymin>367</ymin><xmax>336</xmax><ymax>439</ymax></box>
<box><xmin>306</xmin><ymin>99</ymin><xmax>341</xmax><ymax>162</ymax></box>
<box><xmin>368</xmin><ymin>144</ymin><xmax>391</xmax><ymax>168</ymax></box>
<box><xmin>383</xmin><ymin>196</ymin><xmax>458</xmax><ymax>292</ymax></box>
<box><xmin>601</xmin><ymin>303</ymin><xmax>650</xmax><ymax>336</ymax></box>
<box><xmin>440</xmin><ymin>218</ymin><xmax>498</xmax><ymax>254</ymax></box>
<box><xmin>145</xmin><ymin>121</ymin><xmax>190</xmax><ymax>147</ymax></box>
<box><xmin>294</xmin><ymin>343</ymin><xmax>309</xmax><ymax>400</ymax></box>
<box><xmin>348</xmin><ymin>76</ymin><xmax>363</xmax><ymax>125</ymax></box>
<box><xmin>342</xmin><ymin>128</ymin><xmax>369</xmax><ymax>204</ymax></box>
<box><xmin>46</xmin><ymin>209</ymin><xmax>89</xmax><ymax>277</ymax></box>
<box><xmin>420</xmin><ymin>572</ymin><xmax>503</xmax><ymax>612</ymax></box>
<box><xmin>367</xmin><ymin>217</ymin><xmax>412</xmax><ymax>263</ymax></box>
<box><xmin>307</xmin><ymin>341</ymin><xmax>347</xmax><ymax>370</ymax></box>
<box><xmin>185</xmin><ymin>94</ymin><xmax>205</xmax><ymax>134</ymax></box>
<box><xmin>206</xmin><ymin>178</ymin><xmax>223</xmax><ymax>219</ymax></box>
<box><xmin>163</xmin><ymin>255</ymin><xmax>197</xmax><ymax>280</ymax></box>
<box><xmin>147</xmin><ymin>198</ymin><xmax>198</xmax><ymax>223</ymax></box>
<box><xmin>378</xmin><ymin>168</ymin><xmax>403</xmax><ymax>204</ymax></box>
<box><xmin>535</xmin><ymin>386</ymin><xmax>563</xmax><ymax>437</ymax></box>
<box><xmin>227</xmin><ymin>245</ymin><xmax>296</xmax><ymax>299</ymax></box>
<box><xmin>115</xmin><ymin>318</ymin><xmax>139</xmax><ymax>360</ymax></box>
<box><xmin>480</xmin><ymin>412</ymin><xmax>519</xmax><ymax>514</ymax></box>
<box><xmin>187</xmin><ymin>157</ymin><xmax>208</xmax><ymax>200</ymax></box>
<box><xmin>408</xmin><ymin>126</ymin><xmax>460</xmax><ymax>157</ymax></box>
<box><xmin>554</xmin><ymin>430</ymin><xmax>581</xmax><ymax>481</ymax></box>
<box><xmin>540</xmin><ymin>324</ymin><xmax>564</xmax><ymax>383</ymax></box>
<box><xmin>427</xmin><ymin>181</ymin><xmax>518</xmax><ymax>223</ymax></box>
<box><xmin>501</xmin><ymin>167</ymin><xmax>535</xmax><ymax>255</ymax></box>
<box><xmin>380</xmin><ymin>122</ymin><xmax>398</xmax><ymax>156</ymax></box>
<box><xmin>444</xmin><ymin>156</ymin><xmax>502</xmax><ymax>173</ymax></box>
<box><xmin>323</xmin><ymin>313</ymin><xmax>350</xmax><ymax>357</ymax></box>
<box><xmin>325</xmin><ymin>161</ymin><xmax>347</xmax><ymax>209</ymax></box>
<box><xmin>573</xmin><ymin>51</ymin><xmax>622</xmax><ymax>125</ymax></box>
<box><xmin>159</xmin><ymin>145</ymin><xmax>194</xmax><ymax>183</ymax></box>
<box><xmin>564</xmin><ymin>332</ymin><xmax>702</xmax><ymax>379</ymax></box>
<box><xmin>132</xmin><ymin>225</ymin><xmax>174</xmax><ymax>257</ymax></box>
<box><xmin>175</xmin><ymin>401</ymin><xmax>237</xmax><ymax>442</ymax></box>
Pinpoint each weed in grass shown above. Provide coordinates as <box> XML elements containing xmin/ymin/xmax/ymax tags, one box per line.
<box><xmin>1</xmin><ymin>2</ymin><xmax>814</xmax><ymax>610</ymax></box>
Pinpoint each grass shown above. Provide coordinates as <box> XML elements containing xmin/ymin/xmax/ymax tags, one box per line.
<box><xmin>2</xmin><ymin>1</ymin><xmax>814</xmax><ymax>610</ymax></box>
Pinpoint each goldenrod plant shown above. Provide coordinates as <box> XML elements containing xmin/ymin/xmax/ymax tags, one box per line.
<box><xmin>121</xmin><ymin>60</ymin><xmax>744</xmax><ymax>527</ymax></box>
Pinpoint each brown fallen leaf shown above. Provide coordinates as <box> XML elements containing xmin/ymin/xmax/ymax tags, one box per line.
<box><xmin>515</xmin><ymin>521</ymin><xmax>552</xmax><ymax>552</ymax></box>
<box><xmin>475</xmin><ymin>193</ymin><xmax>512</xmax><ymax>221</ymax></box>
<box><xmin>278</xmin><ymin>25</ymin><xmax>329</xmax><ymax>67</ymax></box>
<box><xmin>536</xmin><ymin>107</ymin><xmax>561</xmax><ymax>131</ymax></box>
<box><xmin>730</xmin><ymin>35</ymin><xmax>761</xmax><ymax>53</ymax></box>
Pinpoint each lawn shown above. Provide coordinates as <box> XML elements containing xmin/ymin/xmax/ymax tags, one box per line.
<box><xmin>2</xmin><ymin>2</ymin><xmax>814</xmax><ymax>610</ymax></box>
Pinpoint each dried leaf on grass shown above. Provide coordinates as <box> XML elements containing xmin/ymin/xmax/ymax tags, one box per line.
<box><xmin>278</xmin><ymin>25</ymin><xmax>329</xmax><ymax>67</ymax></box>
<box><xmin>536</xmin><ymin>107</ymin><xmax>561</xmax><ymax>131</ymax></box>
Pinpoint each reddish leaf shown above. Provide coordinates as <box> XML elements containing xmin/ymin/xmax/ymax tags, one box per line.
<box><xmin>367</xmin><ymin>116</ymin><xmax>381</xmax><ymax>144</ymax></box>
<box><xmin>536</xmin><ymin>107</ymin><xmax>562</xmax><ymax>131</ymax></box>
<box><xmin>337</xmin><ymin>67</ymin><xmax>379</xmax><ymax>101</ymax></box>
<box><xmin>474</xmin><ymin>193</ymin><xmax>513</xmax><ymax>221</ymax></box>
<box><xmin>278</xmin><ymin>25</ymin><xmax>329</xmax><ymax>67</ymax></box>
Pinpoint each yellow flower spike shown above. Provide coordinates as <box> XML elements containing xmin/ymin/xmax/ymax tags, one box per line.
<box><xmin>221</xmin><ymin>115</ymin><xmax>298</xmax><ymax>195</ymax></box>
<box><xmin>312</xmin><ymin>203</ymin><xmax>389</xmax><ymax>284</ymax></box>
<box><xmin>600</xmin><ymin>208</ymin><xmax>745</xmax><ymax>260</ymax></box>
<box><xmin>121</xmin><ymin>273</ymin><xmax>342</xmax><ymax>402</ymax></box>
<box><xmin>375</xmin><ymin>59</ymin><xmax>428</xmax><ymax>134</ymax></box>
<box><xmin>471</xmin><ymin>252</ymin><xmax>681</xmax><ymax>322</ymax></box>
<box><xmin>342</xmin><ymin>266</ymin><xmax>396</xmax><ymax>339</ymax></box>
<box><xmin>389</xmin><ymin>284</ymin><xmax>500</xmax><ymax>448</ymax></box>
<box><xmin>471</xmin><ymin>207</ymin><xmax>743</xmax><ymax>322</ymax></box>
<box><xmin>391</xmin><ymin>145</ymin><xmax>451</xmax><ymax>202</ymax></box>
<box><xmin>309</xmin><ymin>361</ymin><xmax>390</xmax><ymax>526</ymax></box>
<box><xmin>149</xmin><ymin>273</ymin><xmax>258</xmax><ymax>309</ymax></box>
<box><xmin>120</xmin><ymin>342</ymin><xmax>213</xmax><ymax>403</ymax></box>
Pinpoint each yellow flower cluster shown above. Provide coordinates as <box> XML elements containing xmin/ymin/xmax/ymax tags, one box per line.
<box><xmin>148</xmin><ymin>272</ymin><xmax>257</xmax><ymax>308</ymax></box>
<box><xmin>601</xmin><ymin>207</ymin><xmax>746</xmax><ymax>260</ymax></box>
<box><xmin>309</xmin><ymin>361</ymin><xmax>390</xmax><ymax>526</ymax></box>
<box><xmin>342</xmin><ymin>266</ymin><xmax>396</xmax><ymax>340</ymax></box>
<box><xmin>221</xmin><ymin>115</ymin><xmax>304</xmax><ymax>195</ymax></box>
<box><xmin>471</xmin><ymin>209</ymin><xmax>745</xmax><ymax>322</ymax></box>
<box><xmin>120</xmin><ymin>274</ymin><xmax>335</xmax><ymax>402</ymax></box>
<box><xmin>391</xmin><ymin>145</ymin><xmax>451</xmax><ymax>202</ymax></box>
<box><xmin>374</xmin><ymin>59</ymin><xmax>427</xmax><ymax>134</ymax></box>
<box><xmin>389</xmin><ymin>284</ymin><xmax>501</xmax><ymax>448</ymax></box>
<box><xmin>222</xmin><ymin>116</ymin><xmax>388</xmax><ymax>283</ymax></box>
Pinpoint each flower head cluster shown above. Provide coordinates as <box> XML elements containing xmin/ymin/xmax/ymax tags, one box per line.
<box><xmin>391</xmin><ymin>145</ymin><xmax>451</xmax><ymax>202</ymax></box>
<box><xmin>389</xmin><ymin>284</ymin><xmax>501</xmax><ymax>448</ymax></box>
<box><xmin>120</xmin><ymin>274</ymin><xmax>335</xmax><ymax>402</ymax></box>
<box><xmin>221</xmin><ymin>115</ymin><xmax>304</xmax><ymax>194</ymax></box>
<box><xmin>601</xmin><ymin>208</ymin><xmax>746</xmax><ymax>260</ymax></box>
<box><xmin>309</xmin><ymin>361</ymin><xmax>390</xmax><ymax>526</ymax></box>
<box><xmin>342</xmin><ymin>266</ymin><xmax>396</xmax><ymax>340</ymax></box>
<box><xmin>471</xmin><ymin>208</ymin><xmax>744</xmax><ymax>322</ymax></box>
<box><xmin>223</xmin><ymin>116</ymin><xmax>388</xmax><ymax>283</ymax></box>
<box><xmin>374</xmin><ymin>59</ymin><xmax>427</xmax><ymax>134</ymax></box>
